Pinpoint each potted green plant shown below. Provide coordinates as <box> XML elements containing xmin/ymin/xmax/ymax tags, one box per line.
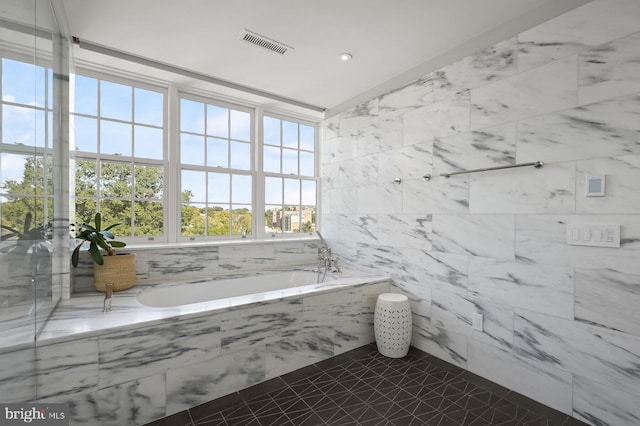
<box><xmin>71</xmin><ymin>212</ymin><xmax>135</xmax><ymax>292</ymax></box>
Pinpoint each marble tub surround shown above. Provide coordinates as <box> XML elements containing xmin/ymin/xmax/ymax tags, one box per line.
<box><xmin>320</xmin><ymin>0</ymin><xmax>640</xmax><ymax>424</ymax></box>
<box><xmin>71</xmin><ymin>237</ymin><xmax>320</xmax><ymax>293</ymax></box>
<box><xmin>1</xmin><ymin>270</ymin><xmax>390</xmax><ymax>425</ymax></box>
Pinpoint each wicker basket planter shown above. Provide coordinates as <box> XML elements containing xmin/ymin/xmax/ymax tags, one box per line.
<box><xmin>93</xmin><ymin>253</ymin><xmax>136</xmax><ymax>292</ymax></box>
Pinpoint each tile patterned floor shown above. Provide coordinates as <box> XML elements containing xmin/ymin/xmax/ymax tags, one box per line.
<box><xmin>146</xmin><ymin>344</ymin><xmax>589</xmax><ymax>425</ymax></box>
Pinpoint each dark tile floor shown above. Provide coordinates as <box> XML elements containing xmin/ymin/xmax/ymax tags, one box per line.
<box><xmin>146</xmin><ymin>343</ymin><xmax>588</xmax><ymax>426</ymax></box>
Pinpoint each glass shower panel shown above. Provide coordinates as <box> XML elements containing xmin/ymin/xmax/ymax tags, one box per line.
<box><xmin>0</xmin><ymin>0</ymin><xmax>63</xmax><ymax>404</ymax></box>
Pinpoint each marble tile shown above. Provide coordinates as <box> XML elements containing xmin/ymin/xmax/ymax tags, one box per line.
<box><xmin>0</xmin><ymin>347</ymin><xmax>36</xmax><ymax>403</ymax></box>
<box><xmin>166</xmin><ymin>347</ymin><xmax>264</xmax><ymax>415</ymax></box>
<box><xmin>470</xmin><ymin>55</ymin><xmax>577</xmax><ymax>129</ymax></box>
<box><xmin>339</xmin><ymin>99</ymin><xmax>379</xmax><ymax>138</ymax></box>
<box><xmin>322</xmin><ymin>114</ymin><xmax>340</xmax><ymax>141</ymax></box>
<box><xmin>70</xmin><ymin>374</ymin><xmax>165</xmax><ymax>425</ymax></box>
<box><xmin>517</xmin><ymin>94</ymin><xmax>640</xmax><ymax>164</ymax></box>
<box><xmin>339</xmin><ymin>214</ymin><xmax>378</xmax><ymax>245</ymax></box>
<box><xmin>98</xmin><ymin>315</ymin><xmax>221</xmax><ymax>388</ymax></box>
<box><xmin>467</xmin><ymin>339</ymin><xmax>573</xmax><ymax>414</ymax></box>
<box><xmin>146</xmin><ymin>246</ymin><xmax>220</xmax><ymax>283</ymax></box>
<box><xmin>355</xmin><ymin>243</ymin><xmax>402</xmax><ymax>280</ymax></box>
<box><xmin>303</xmin><ymin>287</ymin><xmax>363</xmax><ymax>329</ymax></box>
<box><xmin>377</xmin><ymin>142</ymin><xmax>433</xmax><ymax>183</ymax></box>
<box><xmin>579</xmin><ymin>30</ymin><xmax>640</xmax><ymax>105</ymax></box>
<box><xmin>434</xmin><ymin>122</ymin><xmax>516</xmax><ymax>175</ymax></box>
<box><xmin>340</xmin><ymin>154</ymin><xmax>378</xmax><ymax>187</ymax></box>
<box><xmin>575</xmin><ymin>268</ymin><xmax>640</xmax><ymax>336</ymax></box>
<box><xmin>573</xmin><ymin>374</ymin><xmax>640</xmax><ymax>426</ymax></box>
<box><xmin>431</xmin><ymin>289</ymin><xmax>514</xmax><ymax>350</ymax></box>
<box><xmin>220</xmin><ymin>298</ymin><xmax>303</xmax><ymax>352</ymax></box>
<box><xmin>432</xmin><ymin>214</ymin><xmax>515</xmax><ymax>259</ymax></box>
<box><xmin>434</xmin><ymin>38</ymin><xmax>518</xmax><ymax>101</ymax></box>
<box><xmin>469</xmin><ymin>162</ymin><xmax>575</xmax><ymax>214</ymax></box>
<box><xmin>218</xmin><ymin>243</ymin><xmax>275</xmax><ymax>271</ymax></box>
<box><xmin>411</xmin><ymin>321</ymin><xmax>467</xmax><ymax>368</ymax></box>
<box><xmin>333</xmin><ymin>312</ymin><xmax>375</xmax><ymax>355</ymax></box>
<box><xmin>357</xmin><ymin>116</ymin><xmax>403</xmax><ymax>156</ymax></box>
<box><xmin>273</xmin><ymin>241</ymin><xmax>318</xmax><ymax>267</ymax></box>
<box><xmin>322</xmin><ymin>163</ymin><xmax>339</xmax><ymax>190</ymax></box>
<box><xmin>377</xmin><ymin>214</ymin><xmax>432</xmax><ymax>250</ymax></box>
<box><xmin>391</xmin><ymin>278</ymin><xmax>432</xmax><ymax>321</ymax></box>
<box><xmin>36</xmin><ymin>338</ymin><xmax>98</xmax><ymax>401</ymax></box>
<box><xmin>402</xmin><ymin>176</ymin><xmax>469</xmax><ymax>215</ymax></box>
<box><xmin>403</xmin><ymin>92</ymin><xmax>471</xmax><ymax>145</ymax></box>
<box><xmin>468</xmin><ymin>257</ymin><xmax>574</xmax><ymax>319</ymax></box>
<box><xmin>329</xmin><ymin>187</ymin><xmax>357</xmax><ymax>215</ymax></box>
<box><xmin>377</xmin><ymin>75</ymin><xmax>434</xmax><ymax>117</ymax></box>
<box><xmin>514</xmin><ymin>309</ymin><xmax>640</xmax><ymax>396</ymax></box>
<box><xmin>401</xmin><ymin>249</ymin><xmax>468</xmax><ymax>295</ymax></box>
<box><xmin>576</xmin><ymin>155</ymin><xmax>640</xmax><ymax>214</ymax></box>
<box><xmin>265</xmin><ymin>329</ymin><xmax>334</xmax><ymax>379</ymax></box>
<box><xmin>517</xmin><ymin>0</ymin><xmax>640</xmax><ymax>71</ymax></box>
<box><xmin>357</xmin><ymin>182</ymin><xmax>402</xmax><ymax>214</ymax></box>
<box><xmin>515</xmin><ymin>214</ymin><xmax>640</xmax><ymax>274</ymax></box>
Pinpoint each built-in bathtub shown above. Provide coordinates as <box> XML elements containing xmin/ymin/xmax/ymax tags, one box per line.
<box><xmin>2</xmin><ymin>268</ymin><xmax>391</xmax><ymax>425</ymax></box>
<box><xmin>137</xmin><ymin>270</ymin><xmax>333</xmax><ymax>307</ymax></box>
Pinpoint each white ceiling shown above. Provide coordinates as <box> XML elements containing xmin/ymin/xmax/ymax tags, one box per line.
<box><xmin>57</xmin><ymin>0</ymin><xmax>590</xmax><ymax>116</ymax></box>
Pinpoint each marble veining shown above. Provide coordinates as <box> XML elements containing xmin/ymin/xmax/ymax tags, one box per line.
<box><xmin>468</xmin><ymin>258</ymin><xmax>574</xmax><ymax>320</ymax></box>
<box><xmin>377</xmin><ymin>214</ymin><xmax>432</xmax><ymax>250</ymax></box>
<box><xmin>470</xmin><ymin>55</ymin><xmax>577</xmax><ymax>130</ymax></box>
<box><xmin>517</xmin><ymin>93</ymin><xmax>640</xmax><ymax>164</ymax></box>
<box><xmin>377</xmin><ymin>142</ymin><xmax>433</xmax><ymax>183</ymax></box>
<box><xmin>469</xmin><ymin>162</ymin><xmax>575</xmax><ymax>214</ymax></box>
<box><xmin>573</xmin><ymin>374</ymin><xmax>640</xmax><ymax>426</ymax></box>
<box><xmin>514</xmin><ymin>309</ymin><xmax>640</xmax><ymax>396</ymax></box>
<box><xmin>357</xmin><ymin>116</ymin><xmax>404</xmax><ymax>156</ymax></box>
<box><xmin>579</xmin><ymin>30</ymin><xmax>640</xmax><ymax>105</ymax></box>
<box><xmin>377</xmin><ymin>75</ymin><xmax>434</xmax><ymax>117</ymax></box>
<box><xmin>575</xmin><ymin>268</ymin><xmax>640</xmax><ymax>336</ymax></box>
<box><xmin>467</xmin><ymin>339</ymin><xmax>573</xmax><ymax>414</ymax></box>
<box><xmin>517</xmin><ymin>0</ymin><xmax>640</xmax><ymax>72</ymax></box>
<box><xmin>403</xmin><ymin>92</ymin><xmax>471</xmax><ymax>146</ymax></box>
<box><xmin>434</xmin><ymin>38</ymin><xmax>518</xmax><ymax>101</ymax></box>
<box><xmin>402</xmin><ymin>176</ymin><xmax>469</xmax><ymax>215</ymax></box>
<box><xmin>432</xmin><ymin>214</ymin><xmax>515</xmax><ymax>260</ymax></box>
<box><xmin>434</xmin><ymin>122</ymin><xmax>516</xmax><ymax>175</ymax></box>
<box><xmin>401</xmin><ymin>249</ymin><xmax>468</xmax><ymax>296</ymax></box>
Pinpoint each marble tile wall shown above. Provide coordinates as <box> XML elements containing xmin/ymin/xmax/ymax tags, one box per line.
<box><xmin>320</xmin><ymin>0</ymin><xmax>640</xmax><ymax>424</ymax></box>
<box><xmin>71</xmin><ymin>239</ymin><xmax>320</xmax><ymax>293</ymax></box>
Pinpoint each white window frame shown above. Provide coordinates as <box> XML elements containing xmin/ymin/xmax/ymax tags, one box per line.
<box><xmin>70</xmin><ymin>68</ymin><xmax>169</xmax><ymax>244</ymax></box>
<box><xmin>259</xmin><ymin>111</ymin><xmax>319</xmax><ymax>239</ymax></box>
<box><xmin>177</xmin><ymin>91</ymin><xmax>256</xmax><ymax>241</ymax></box>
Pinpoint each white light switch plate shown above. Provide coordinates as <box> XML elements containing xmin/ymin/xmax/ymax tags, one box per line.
<box><xmin>471</xmin><ymin>313</ymin><xmax>483</xmax><ymax>331</ymax></box>
<box><xmin>567</xmin><ymin>223</ymin><xmax>620</xmax><ymax>248</ymax></box>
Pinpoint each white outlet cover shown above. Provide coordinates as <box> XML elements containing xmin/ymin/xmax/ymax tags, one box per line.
<box><xmin>471</xmin><ymin>313</ymin><xmax>483</xmax><ymax>331</ymax></box>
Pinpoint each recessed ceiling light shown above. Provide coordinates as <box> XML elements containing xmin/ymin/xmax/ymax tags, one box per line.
<box><xmin>338</xmin><ymin>53</ymin><xmax>353</xmax><ymax>61</ymax></box>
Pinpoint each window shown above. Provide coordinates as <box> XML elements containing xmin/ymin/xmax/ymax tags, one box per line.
<box><xmin>263</xmin><ymin>115</ymin><xmax>317</xmax><ymax>234</ymax></box>
<box><xmin>0</xmin><ymin>57</ymin><xmax>54</xmax><ymax>237</ymax></box>
<box><xmin>70</xmin><ymin>71</ymin><xmax>319</xmax><ymax>244</ymax></box>
<box><xmin>179</xmin><ymin>95</ymin><xmax>253</xmax><ymax>238</ymax></box>
<box><xmin>71</xmin><ymin>74</ymin><xmax>166</xmax><ymax>240</ymax></box>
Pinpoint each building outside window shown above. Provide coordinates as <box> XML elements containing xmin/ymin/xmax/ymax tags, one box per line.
<box><xmin>263</xmin><ymin>114</ymin><xmax>317</xmax><ymax>234</ymax></box>
<box><xmin>179</xmin><ymin>95</ymin><xmax>253</xmax><ymax>238</ymax></box>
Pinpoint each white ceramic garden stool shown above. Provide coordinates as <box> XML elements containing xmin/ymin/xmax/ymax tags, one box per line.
<box><xmin>374</xmin><ymin>293</ymin><xmax>412</xmax><ymax>358</ymax></box>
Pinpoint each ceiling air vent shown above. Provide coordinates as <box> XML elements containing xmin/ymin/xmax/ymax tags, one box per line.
<box><xmin>239</xmin><ymin>30</ymin><xmax>292</xmax><ymax>55</ymax></box>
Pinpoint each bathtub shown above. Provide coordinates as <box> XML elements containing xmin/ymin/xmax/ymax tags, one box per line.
<box><xmin>137</xmin><ymin>270</ymin><xmax>328</xmax><ymax>308</ymax></box>
<box><xmin>27</xmin><ymin>268</ymin><xmax>391</xmax><ymax>425</ymax></box>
